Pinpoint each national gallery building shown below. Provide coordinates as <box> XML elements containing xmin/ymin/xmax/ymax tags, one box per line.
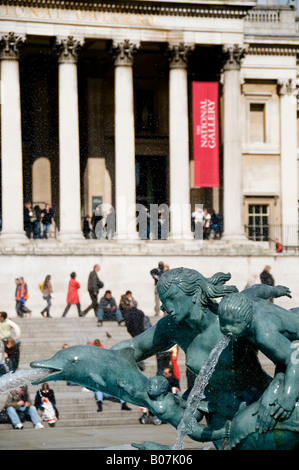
<box><xmin>0</xmin><ymin>0</ymin><xmax>299</xmax><ymax>315</ymax></box>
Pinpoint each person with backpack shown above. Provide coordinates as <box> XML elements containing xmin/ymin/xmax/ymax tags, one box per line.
<box><xmin>15</xmin><ymin>277</ymin><xmax>31</xmax><ymax>318</ymax></box>
<box><xmin>82</xmin><ymin>264</ymin><xmax>104</xmax><ymax>317</ymax></box>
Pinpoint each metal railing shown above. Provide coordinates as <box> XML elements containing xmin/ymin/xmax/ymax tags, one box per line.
<box><xmin>244</xmin><ymin>224</ymin><xmax>299</xmax><ymax>246</ymax></box>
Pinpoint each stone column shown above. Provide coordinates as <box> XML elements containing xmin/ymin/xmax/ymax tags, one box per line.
<box><xmin>0</xmin><ymin>32</ymin><xmax>27</xmax><ymax>242</ymax></box>
<box><xmin>221</xmin><ymin>44</ymin><xmax>247</xmax><ymax>241</ymax></box>
<box><xmin>278</xmin><ymin>79</ymin><xmax>299</xmax><ymax>246</ymax></box>
<box><xmin>111</xmin><ymin>39</ymin><xmax>139</xmax><ymax>240</ymax></box>
<box><xmin>55</xmin><ymin>36</ymin><xmax>84</xmax><ymax>241</ymax></box>
<box><xmin>167</xmin><ymin>43</ymin><xmax>194</xmax><ymax>240</ymax></box>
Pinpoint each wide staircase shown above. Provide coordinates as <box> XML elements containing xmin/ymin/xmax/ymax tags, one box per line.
<box><xmin>0</xmin><ymin>317</ymin><xmax>187</xmax><ymax>430</ymax></box>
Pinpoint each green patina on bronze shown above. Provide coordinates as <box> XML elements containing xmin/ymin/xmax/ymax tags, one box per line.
<box><xmin>30</xmin><ymin>267</ymin><xmax>299</xmax><ymax>450</ymax></box>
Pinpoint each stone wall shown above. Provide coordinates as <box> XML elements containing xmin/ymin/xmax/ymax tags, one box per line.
<box><xmin>1</xmin><ymin>239</ymin><xmax>297</xmax><ymax>318</ymax></box>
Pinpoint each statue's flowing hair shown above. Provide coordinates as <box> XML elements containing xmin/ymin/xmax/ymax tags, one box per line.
<box><xmin>157</xmin><ymin>267</ymin><xmax>238</xmax><ymax>302</ymax></box>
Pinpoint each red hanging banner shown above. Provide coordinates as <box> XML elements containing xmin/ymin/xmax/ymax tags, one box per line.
<box><xmin>192</xmin><ymin>81</ymin><xmax>219</xmax><ymax>187</ymax></box>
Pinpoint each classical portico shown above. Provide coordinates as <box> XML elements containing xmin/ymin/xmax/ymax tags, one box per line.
<box><xmin>0</xmin><ymin>0</ymin><xmax>299</xmax><ymax>320</ymax></box>
<box><xmin>0</xmin><ymin>0</ymin><xmax>297</xmax><ymax>247</ymax></box>
<box><xmin>168</xmin><ymin>42</ymin><xmax>194</xmax><ymax>240</ymax></box>
<box><xmin>0</xmin><ymin>32</ymin><xmax>26</xmax><ymax>241</ymax></box>
<box><xmin>56</xmin><ymin>35</ymin><xmax>84</xmax><ymax>241</ymax></box>
<box><xmin>221</xmin><ymin>44</ymin><xmax>248</xmax><ymax>241</ymax></box>
<box><xmin>112</xmin><ymin>39</ymin><xmax>139</xmax><ymax>240</ymax></box>
<box><xmin>277</xmin><ymin>78</ymin><xmax>299</xmax><ymax>246</ymax></box>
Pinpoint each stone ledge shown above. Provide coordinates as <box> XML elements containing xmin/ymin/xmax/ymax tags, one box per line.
<box><xmin>0</xmin><ymin>237</ymin><xmax>277</xmax><ymax>256</ymax></box>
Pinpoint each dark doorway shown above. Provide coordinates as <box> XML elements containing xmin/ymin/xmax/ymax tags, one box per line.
<box><xmin>20</xmin><ymin>45</ymin><xmax>59</xmax><ymax>225</ymax></box>
<box><xmin>136</xmin><ymin>155</ymin><xmax>168</xmax><ymax>209</ymax></box>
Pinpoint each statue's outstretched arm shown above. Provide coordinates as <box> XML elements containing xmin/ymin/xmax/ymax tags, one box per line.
<box><xmin>257</xmin><ymin>332</ymin><xmax>299</xmax><ymax>428</ymax></box>
<box><xmin>111</xmin><ymin>317</ymin><xmax>175</xmax><ymax>362</ymax></box>
<box><xmin>243</xmin><ymin>284</ymin><xmax>291</xmax><ymax>300</ymax></box>
<box><xmin>187</xmin><ymin>419</ymin><xmax>229</xmax><ymax>442</ymax></box>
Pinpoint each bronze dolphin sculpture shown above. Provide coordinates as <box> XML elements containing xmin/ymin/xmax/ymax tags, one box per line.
<box><xmin>30</xmin><ymin>344</ymin><xmax>150</xmax><ymax>408</ymax></box>
<box><xmin>30</xmin><ymin>345</ymin><xmax>299</xmax><ymax>450</ymax></box>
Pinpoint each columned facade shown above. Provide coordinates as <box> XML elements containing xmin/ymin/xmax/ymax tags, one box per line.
<box><xmin>168</xmin><ymin>43</ymin><xmax>193</xmax><ymax>239</ymax></box>
<box><xmin>278</xmin><ymin>78</ymin><xmax>299</xmax><ymax>246</ymax></box>
<box><xmin>0</xmin><ymin>32</ymin><xmax>26</xmax><ymax>241</ymax></box>
<box><xmin>2</xmin><ymin>0</ymin><xmax>299</xmax><ymax>321</ymax></box>
<box><xmin>0</xmin><ymin>1</ymin><xmax>298</xmax><ymax>248</ymax></box>
<box><xmin>56</xmin><ymin>36</ymin><xmax>84</xmax><ymax>241</ymax></box>
<box><xmin>222</xmin><ymin>44</ymin><xmax>247</xmax><ymax>241</ymax></box>
<box><xmin>112</xmin><ymin>39</ymin><xmax>139</xmax><ymax>240</ymax></box>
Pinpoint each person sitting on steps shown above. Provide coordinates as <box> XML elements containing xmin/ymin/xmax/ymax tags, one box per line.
<box><xmin>97</xmin><ymin>290</ymin><xmax>125</xmax><ymax>327</ymax></box>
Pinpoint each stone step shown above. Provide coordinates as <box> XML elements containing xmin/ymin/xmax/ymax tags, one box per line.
<box><xmin>44</xmin><ymin>402</ymin><xmax>139</xmax><ymax>412</ymax></box>
<box><xmin>13</xmin><ymin>317</ymin><xmax>187</xmax><ymax>381</ymax></box>
<box><xmin>16</xmin><ymin>316</ymin><xmax>160</xmax><ymax>329</ymax></box>
<box><xmin>14</xmin><ymin>320</ymin><xmax>146</xmax><ymax>345</ymax></box>
<box><xmin>0</xmin><ymin>385</ymin><xmax>148</xmax><ymax>430</ymax></box>
<box><xmin>0</xmin><ymin>315</ymin><xmax>189</xmax><ymax>431</ymax></box>
<box><xmin>57</xmin><ymin>410</ymin><xmax>139</xmax><ymax>420</ymax></box>
<box><xmin>0</xmin><ymin>414</ymin><xmax>145</xmax><ymax>430</ymax></box>
<box><xmin>0</xmin><ymin>389</ymin><xmax>141</xmax><ymax>407</ymax></box>
<box><xmin>57</xmin><ymin>408</ymin><xmax>141</xmax><ymax>420</ymax></box>
<box><xmin>1</xmin><ymin>315</ymin><xmax>276</xmax><ymax>434</ymax></box>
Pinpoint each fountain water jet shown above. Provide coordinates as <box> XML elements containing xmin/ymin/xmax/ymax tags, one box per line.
<box><xmin>173</xmin><ymin>335</ymin><xmax>231</xmax><ymax>450</ymax></box>
<box><xmin>0</xmin><ymin>368</ymin><xmax>53</xmax><ymax>394</ymax></box>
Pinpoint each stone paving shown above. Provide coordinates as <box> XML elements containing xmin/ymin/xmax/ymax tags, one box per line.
<box><xmin>0</xmin><ymin>423</ymin><xmax>204</xmax><ymax>451</ymax></box>
<box><xmin>0</xmin><ymin>318</ymin><xmax>275</xmax><ymax>453</ymax></box>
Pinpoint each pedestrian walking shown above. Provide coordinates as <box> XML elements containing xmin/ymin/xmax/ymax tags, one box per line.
<box><xmin>62</xmin><ymin>272</ymin><xmax>83</xmax><ymax>317</ymax></box>
<box><xmin>15</xmin><ymin>277</ymin><xmax>31</xmax><ymax>318</ymax></box>
<box><xmin>40</xmin><ymin>275</ymin><xmax>53</xmax><ymax>318</ymax></box>
<box><xmin>82</xmin><ymin>264</ymin><xmax>104</xmax><ymax>317</ymax></box>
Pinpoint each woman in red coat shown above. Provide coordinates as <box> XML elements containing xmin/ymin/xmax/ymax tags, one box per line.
<box><xmin>62</xmin><ymin>272</ymin><xmax>83</xmax><ymax>317</ymax></box>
